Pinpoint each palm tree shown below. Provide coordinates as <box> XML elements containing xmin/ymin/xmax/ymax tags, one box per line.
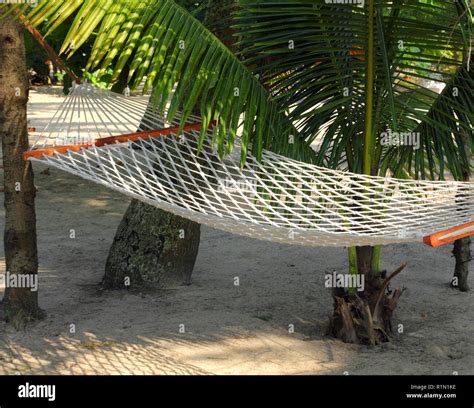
<box><xmin>450</xmin><ymin>53</ymin><xmax>473</xmax><ymax>292</ymax></box>
<box><xmin>0</xmin><ymin>8</ymin><xmax>44</xmax><ymax>326</ymax></box>
<box><xmin>5</xmin><ymin>0</ymin><xmax>472</xmax><ymax>343</ymax></box>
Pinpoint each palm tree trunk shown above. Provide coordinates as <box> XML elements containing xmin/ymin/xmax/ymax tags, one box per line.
<box><xmin>452</xmin><ymin>237</ymin><xmax>471</xmax><ymax>292</ymax></box>
<box><xmin>103</xmin><ymin>0</ymin><xmax>237</xmax><ymax>290</ymax></box>
<box><xmin>329</xmin><ymin>246</ymin><xmax>405</xmax><ymax>345</ymax></box>
<box><xmin>328</xmin><ymin>0</ymin><xmax>404</xmax><ymax>344</ymax></box>
<box><xmin>452</xmin><ymin>131</ymin><xmax>472</xmax><ymax>292</ymax></box>
<box><xmin>0</xmin><ymin>12</ymin><xmax>43</xmax><ymax>326</ymax></box>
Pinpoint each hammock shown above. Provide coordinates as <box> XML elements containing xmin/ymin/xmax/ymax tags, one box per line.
<box><xmin>24</xmin><ymin>83</ymin><xmax>474</xmax><ymax>248</ymax></box>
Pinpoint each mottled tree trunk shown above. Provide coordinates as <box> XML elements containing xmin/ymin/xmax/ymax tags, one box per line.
<box><xmin>0</xmin><ymin>12</ymin><xmax>43</xmax><ymax>325</ymax></box>
<box><xmin>103</xmin><ymin>0</ymin><xmax>237</xmax><ymax>290</ymax></box>
<box><xmin>103</xmin><ymin>200</ymin><xmax>200</xmax><ymax>289</ymax></box>
<box><xmin>102</xmin><ymin>103</ymin><xmax>201</xmax><ymax>290</ymax></box>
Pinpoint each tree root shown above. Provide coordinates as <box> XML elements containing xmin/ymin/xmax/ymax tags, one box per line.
<box><xmin>328</xmin><ymin>263</ymin><xmax>407</xmax><ymax>345</ymax></box>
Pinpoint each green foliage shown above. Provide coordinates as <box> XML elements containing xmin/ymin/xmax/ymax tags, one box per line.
<box><xmin>235</xmin><ymin>0</ymin><xmax>473</xmax><ymax>178</ymax></box>
<box><xmin>16</xmin><ymin>0</ymin><xmax>315</xmax><ymax>165</ymax></box>
<box><xmin>54</xmin><ymin>71</ymin><xmax>66</xmax><ymax>82</ymax></box>
<box><xmin>3</xmin><ymin>0</ymin><xmax>472</xmax><ymax>179</ymax></box>
<box><xmin>83</xmin><ymin>68</ymin><xmax>114</xmax><ymax>89</ymax></box>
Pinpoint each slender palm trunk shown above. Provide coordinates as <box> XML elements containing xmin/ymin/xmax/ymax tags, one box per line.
<box><xmin>328</xmin><ymin>1</ymin><xmax>405</xmax><ymax>344</ymax></box>
<box><xmin>452</xmin><ymin>237</ymin><xmax>471</xmax><ymax>292</ymax></box>
<box><xmin>0</xmin><ymin>12</ymin><xmax>43</xmax><ymax>326</ymax></box>
<box><xmin>452</xmin><ymin>131</ymin><xmax>471</xmax><ymax>292</ymax></box>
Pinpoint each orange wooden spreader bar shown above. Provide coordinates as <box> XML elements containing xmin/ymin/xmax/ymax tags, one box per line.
<box><xmin>95</xmin><ymin>122</ymin><xmax>205</xmax><ymax>147</ymax></box>
<box><xmin>423</xmin><ymin>221</ymin><xmax>474</xmax><ymax>247</ymax></box>
<box><xmin>23</xmin><ymin>144</ymin><xmax>94</xmax><ymax>160</ymax></box>
<box><xmin>23</xmin><ymin>121</ymin><xmax>215</xmax><ymax>161</ymax></box>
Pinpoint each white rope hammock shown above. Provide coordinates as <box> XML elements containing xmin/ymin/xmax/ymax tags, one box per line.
<box><xmin>25</xmin><ymin>83</ymin><xmax>474</xmax><ymax>247</ymax></box>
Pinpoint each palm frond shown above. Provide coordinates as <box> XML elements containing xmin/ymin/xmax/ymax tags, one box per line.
<box><xmin>235</xmin><ymin>0</ymin><xmax>473</xmax><ymax>176</ymax></box>
<box><xmin>19</xmin><ymin>0</ymin><xmax>315</xmax><ymax>164</ymax></box>
<box><xmin>382</xmin><ymin>54</ymin><xmax>474</xmax><ymax>180</ymax></box>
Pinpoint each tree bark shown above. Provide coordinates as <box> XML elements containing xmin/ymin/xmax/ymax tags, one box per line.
<box><xmin>452</xmin><ymin>138</ymin><xmax>471</xmax><ymax>292</ymax></box>
<box><xmin>0</xmin><ymin>11</ymin><xmax>43</xmax><ymax>326</ymax></box>
<box><xmin>103</xmin><ymin>0</ymin><xmax>237</xmax><ymax>290</ymax></box>
<box><xmin>328</xmin><ymin>246</ymin><xmax>405</xmax><ymax>345</ymax></box>
<box><xmin>452</xmin><ymin>237</ymin><xmax>471</xmax><ymax>292</ymax></box>
<box><xmin>103</xmin><ymin>200</ymin><xmax>200</xmax><ymax>289</ymax></box>
<box><xmin>102</xmin><ymin>118</ymin><xmax>202</xmax><ymax>289</ymax></box>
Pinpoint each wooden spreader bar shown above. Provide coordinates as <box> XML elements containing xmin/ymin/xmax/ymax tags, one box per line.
<box><xmin>95</xmin><ymin>122</ymin><xmax>205</xmax><ymax>147</ymax></box>
<box><xmin>23</xmin><ymin>122</ymin><xmax>213</xmax><ymax>161</ymax></box>
<box><xmin>423</xmin><ymin>221</ymin><xmax>474</xmax><ymax>247</ymax></box>
<box><xmin>23</xmin><ymin>144</ymin><xmax>94</xmax><ymax>160</ymax></box>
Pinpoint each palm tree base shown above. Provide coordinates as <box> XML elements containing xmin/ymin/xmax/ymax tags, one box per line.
<box><xmin>327</xmin><ymin>264</ymin><xmax>406</xmax><ymax>345</ymax></box>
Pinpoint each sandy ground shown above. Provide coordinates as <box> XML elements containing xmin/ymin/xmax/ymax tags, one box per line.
<box><xmin>0</xmin><ymin>87</ymin><xmax>473</xmax><ymax>375</ymax></box>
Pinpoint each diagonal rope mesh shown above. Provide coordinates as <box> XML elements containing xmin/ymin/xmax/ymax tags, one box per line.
<box><xmin>27</xmin><ymin>83</ymin><xmax>474</xmax><ymax>247</ymax></box>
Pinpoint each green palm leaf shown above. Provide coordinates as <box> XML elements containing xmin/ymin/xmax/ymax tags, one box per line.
<box><xmin>21</xmin><ymin>0</ymin><xmax>316</xmax><ymax>165</ymax></box>
<box><xmin>235</xmin><ymin>0</ymin><xmax>473</xmax><ymax>177</ymax></box>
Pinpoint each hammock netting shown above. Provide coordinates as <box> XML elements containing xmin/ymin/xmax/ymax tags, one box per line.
<box><xmin>26</xmin><ymin>83</ymin><xmax>474</xmax><ymax>247</ymax></box>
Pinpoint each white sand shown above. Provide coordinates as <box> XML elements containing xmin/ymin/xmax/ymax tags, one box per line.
<box><xmin>0</xmin><ymin>87</ymin><xmax>472</xmax><ymax>375</ymax></box>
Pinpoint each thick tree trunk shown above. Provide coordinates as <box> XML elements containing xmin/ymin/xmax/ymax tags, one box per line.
<box><xmin>103</xmin><ymin>200</ymin><xmax>200</xmax><ymax>289</ymax></box>
<box><xmin>328</xmin><ymin>246</ymin><xmax>405</xmax><ymax>345</ymax></box>
<box><xmin>0</xmin><ymin>12</ymin><xmax>43</xmax><ymax>326</ymax></box>
<box><xmin>103</xmin><ymin>0</ymin><xmax>237</xmax><ymax>290</ymax></box>
<box><xmin>102</xmin><ymin>109</ymin><xmax>202</xmax><ymax>290</ymax></box>
<box><xmin>102</xmin><ymin>87</ymin><xmax>202</xmax><ymax>290</ymax></box>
